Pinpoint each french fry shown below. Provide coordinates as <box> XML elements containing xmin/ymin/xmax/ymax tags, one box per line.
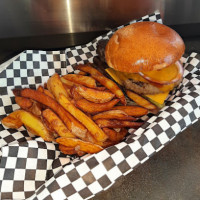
<box><xmin>29</xmin><ymin>101</ymin><xmax>42</xmax><ymax>116</ymax></box>
<box><xmin>101</xmin><ymin>140</ymin><xmax>118</xmax><ymax>148</ymax></box>
<box><xmin>18</xmin><ymin>110</ymin><xmax>55</xmax><ymax>141</ymax></box>
<box><xmin>94</xmin><ymin>87</ymin><xmax>106</xmax><ymax>91</ymax></box>
<box><xmin>47</xmin><ymin>73</ymin><xmax>71</xmax><ymax>100</ymax></box>
<box><xmin>59</xmin><ymin>145</ymin><xmax>77</xmax><ymax>155</ymax></box>
<box><xmin>103</xmin><ymin>128</ymin><xmax>128</xmax><ymax>142</ymax></box>
<box><xmin>37</xmin><ymin>85</ymin><xmax>44</xmax><ymax>93</ymax></box>
<box><xmin>62</xmin><ymin>74</ymin><xmax>97</xmax><ymax>88</ymax></box>
<box><xmin>59</xmin><ymin>145</ymin><xmax>85</xmax><ymax>156</ymax></box>
<box><xmin>58</xmin><ymin>94</ymin><xmax>108</xmax><ymax>142</ymax></box>
<box><xmin>42</xmin><ymin>117</ymin><xmax>56</xmax><ymax>135</ymax></box>
<box><xmin>5</xmin><ymin>68</ymin><xmax>153</xmax><ymax>156</ymax></box>
<box><xmin>75</xmin><ymin>98</ymin><xmax>119</xmax><ymax>114</ymax></box>
<box><xmin>92</xmin><ymin>110</ymin><xmax>136</xmax><ymax>121</ymax></box>
<box><xmin>61</xmin><ymin>77</ymin><xmax>77</xmax><ymax>88</ymax></box>
<box><xmin>15</xmin><ymin>96</ymin><xmax>42</xmax><ymax>116</ymax></box>
<box><xmin>43</xmin><ymin>89</ymin><xmax>55</xmax><ymax>99</ymax></box>
<box><xmin>95</xmin><ymin>119</ymin><xmax>143</xmax><ymax>128</ymax></box>
<box><xmin>77</xmin><ymin>71</ymin><xmax>87</xmax><ymax>75</ymax></box>
<box><xmin>2</xmin><ymin>110</ymin><xmax>23</xmax><ymax>129</ymax></box>
<box><xmin>77</xmin><ymin>64</ymin><xmax>126</xmax><ymax>105</ymax></box>
<box><xmin>13</xmin><ymin>88</ymin><xmax>87</xmax><ymax>137</ymax></box>
<box><xmin>2</xmin><ymin>110</ymin><xmax>54</xmax><ymax>141</ymax></box>
<box><xmin>126</xmin><ymin>90</ymin><xmax>157</xmax><ymax>110</ymax></box>
<box><xmin>15</xmin><ymin>96</ymin><xmax>33</xmax><ymax>109</ymax></box>
<box><xmin>42</xmin><ymin>109</ymin><xmax>76</xmax><ymax>138</ymax></box>
<box><xmin>70</xmin><ymin>86</ymin><xmax>83</xmax><ymax>101</ymax></box>
<box><xmin>37</xmin><ymin>85</ymin><xmax>55</xmax><ymax>99</ymax></box>
<box><xmin>111</xmin><ymin>105</ymin><xmax>148</xmax><ymax>117</ymax></box>
<box><xmin>95</xmin><ymin>111</ymin><xmax>125</xmax><ymax>121</ymax></box>
<box><xmin>74</xmin><ymin>85</ymin><xmax>115</xmax><ymax>103</ymax></box>
<box><xmin>56</xmin><ymin>137</ymin><xmax>103</xmax><ymax>154</ymax></box>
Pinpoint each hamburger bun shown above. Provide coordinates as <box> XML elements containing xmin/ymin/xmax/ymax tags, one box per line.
<box><xmin>105</xmin><ymin>21</ymin><xmax>185</xmax><ymax>73</ymax></box>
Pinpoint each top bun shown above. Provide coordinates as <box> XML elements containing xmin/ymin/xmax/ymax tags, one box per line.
<box><xmin>105</xmin><ymin>22</ymin><xmax>185</xmax><ymax>73</ymax></box>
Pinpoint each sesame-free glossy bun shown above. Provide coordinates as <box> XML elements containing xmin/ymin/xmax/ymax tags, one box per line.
<box><xmin>105</xmin><ymin>22</ymin><xmax>185</xmax><ymax>73</ymax></box>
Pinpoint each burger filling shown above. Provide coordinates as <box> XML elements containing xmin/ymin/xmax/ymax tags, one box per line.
<box><xmin>96</xmin><ymin>40</ymin><xmax>183</xmax><ymax>108</ymax></box>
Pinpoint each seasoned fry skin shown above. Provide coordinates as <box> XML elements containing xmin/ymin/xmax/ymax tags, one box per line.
<box><xmin>42</xmin><ymin>109</ymin><xmax>76</xmax><ymax>138</ymax></box>
<box><xmin>58</xmin><ymin>94</ymin><xmax>108</xmax><ymax>142</ymax></box>
<box><xmin>62</xmin><ymin>74</ymin><xmax>97</xmax><ymax>88</ymax></box>
<box><xmin>77</xmin><ymin>64</ymin><xmax>126</xmax><ymax>105</ymax></box>
<box><xmin>15</xmin><ymin>96</ymin><xmax>42</xmax><ymax>117</ymax></box>
<box><xmin>59</xmin><ymin>145</ymin><xmax>77</xmax><ymax>155</ymax></box>
<box><xmin>2</xmin><ymin>110</ymin><xmax>23</xmax><ymax>129</ymax></box>
<box><xmin>56</xmin><ymin>137</ymin><xmax>103</xmax><ymax>154</ymax></box>
<box><xmin>37</xmin><ymin>85</ymin><xmax>55</xmax><ymax>99</ymax></box>
<box><xmin>103</xmin><ymin>128</ymin><xmax>128</xmax><ymax>142</ymax></box>
<box><xmin>2</xmin><ymin>110</ymin><xmax>54</xmax><ymax>141</ymax></box>
<box><xmin>111</xmin><ymin>106</ymin><xmax>148</xmax><ymax>117</ymax></box>
<box><xmin>92</xmin><ymin>110</ymin><xmax>136</xmax><ymax>121</ymax></box>
<box><xmin>15</xmin><ymin>96</ymin><xmax>33</xmax><ymax>109</ymax></box>
<box><xmin>95</xmin><ymin>119</ymin><xmax>143</xmax><ymax>128</ymax></box>
<box><xmin>47</xmin><ymin>73</ymin><xmax>71</xmax><ymax>100</ymax></box>
<box><xmin>13</xmin><ymin>88</ymin><xmax>87</xmax><ymax>136</ymax></box>
<box><xmin>75</xmin><ymin>98</ymin><xmax>119</xmax><ymax>114</ymax></box>
<box><xmin>61</xmin><ymin>77</ymin><xmax>78</xmax><ymax>87</ymax></box>
<box><xmin>74</xmin><ymin>85</ymin><xmax>115</xmax><ymax>103</ymax></box>
<box><xmin>126</xmin><ymin>90</ymin><xmax>157</xmax><ymax>110</ymax></box>
<box><xmin>70</xmin><ymin>86</ymin><xmax>83</xmax><ymax>101</ymax></box>
<box><xmin>59</xmin><ymin>145</ymin><xmax>85</xmax><ymax>156</ymax></box>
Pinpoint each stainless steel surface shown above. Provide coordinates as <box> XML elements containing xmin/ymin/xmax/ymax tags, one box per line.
<box><xmin>1</xmin><ymin>0</ymin><xmax>200</xmax><ymax>39</ymax></box>
<box><xmin>1</xmin><ymin>0</ymin><xmax>163</xmax><ymax>38</ymax></box>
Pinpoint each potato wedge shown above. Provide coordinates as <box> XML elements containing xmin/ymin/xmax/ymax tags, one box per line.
<box><xmin>103</xmin><ymin>128</ymin><xmax>128</xmax><ymax>142</ymax></box>
<box><xmin>111</xmin><ymin>106</ymin><xmax>148</xmax><ymax>117</ymax></box>
<box><xmin>37</xmin><ymin>86</ymin><xmax>55</xmax><ymax>99</ymax></box>
<box><xmin>2</xmin><ymin>110</ymin><xmax>54</xmax><ymax>141</ymax></box>
<box><xmin>13</xmin><ymin>88</ymin><xmax>87</xmax><ymax>137</ymax></box>
<box><xmin>59</xmin><ymin>144</ymin><xmax>85</xmax><ymax>156</ymax></box>
<box><xmin>126</xmin><ymin>90</ymin><xmax>157</xmax><ymax>110</ymax></box>
<box><xmin>37</xmin><ymin>85</ymin><xmax>44</xmax><ymax>93</ymax></box>
<box><xmin>77</xmin><ymin>64</ymin><xmax>126</xmax><ymax>105</ymax></box>
<box><xmin>2</xmin><ymin>110</ymin><xmax>23</xmax><ymax>129</ymax></box>
<box><xmin>43</xmin><ymin>89</ymin><xmax>55</xmax><ymax>99</ymax></box>
<box><xmin>75</xmin><ymin>98</ymin><xmax>119</xmax><ymax>114</ymax></box>
<box><xmin>92</xmin><ymin>110</ymin><xmax>136</xmax><ymax>121</ymax></box>
<box><xmin>59</xmin><ymin>145</ymin><xmax>77</xmax><ymax>155</ymax></box>
<box><xmin>94</xmin><ymin>87</ymin><xmax>106</xmax><ymax>91</ymax></box>
<box><xmin>74</xmin><ymin>85</ymin><xmax>115</xmax><ymax>103</ymax></box>
<box><xmin>15</xmin><ymin>96</ymin><xmax>33</xmax><ymax>109</ymax></box>
<box><xmin>29</xmin><ymin>101</ymin><xmax>42</xmax><ymax>116</ymax></box>
<box><xmin>56</xmin><ymin>137</ymin><xmax>103</xmax><ymax>154</ymax></box>
<box><xmin>62</xmin><ymin>74</ymin><xmax>97</xmax><ymax>88</ymax></box>
<box><xmin>95</xmin><ymin>119</ymin><xmax>143</xmax><ymax>128</ymax></box>
<box><xmin>58</xmin><ymin>94</ymin><xmax>108</xmax><ymax>142</ymax></box>
<box><xmin>42</xmin><ymin>109</ymin><xmax>75</xmax><ymax>138</ymax></box>
<box><xmin>15</xmin><ymin>96</ymin><xmax>42</xmax><ymax>116</ymax></box>
<box><xmin>70</xmin><ymin>86</ymin><xmax>83</xmax><ymax>101</ymax></box>
<box><xmin>47</xmin><ymin>73</ymin><xmax>71</xmax><ymax>100</ymax></box>
<box><xmin>61</xmin><ymin>77</ymin><xmax>77</xmax><ymax>88</ymax></box>
<box><xmin>18</xmin><ymin>110</ymin><xmax>54</xmax><ymax>141</ymax></box>
<box><xmin>77</xmin><ymin>71</ymin><xmax>87</xmax><ymax>76</ymax></box>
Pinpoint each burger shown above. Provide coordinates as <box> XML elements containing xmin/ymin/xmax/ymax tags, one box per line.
<box><xmin>95</xmin><ymin>21</ymin><xmax>185</xmax><ymax>109</ymax></box>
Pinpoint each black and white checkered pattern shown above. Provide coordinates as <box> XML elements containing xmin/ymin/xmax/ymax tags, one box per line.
<box><xmin>0</xmin><ymin>11</ymin><xmax>200</xmax><ymax>200</ymax></box>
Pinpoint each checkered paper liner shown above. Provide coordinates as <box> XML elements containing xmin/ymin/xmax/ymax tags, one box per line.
<box><xmin>0</xmin><ymin>11</ymin><xmax>200</xmax><ymax>200</ymax></box>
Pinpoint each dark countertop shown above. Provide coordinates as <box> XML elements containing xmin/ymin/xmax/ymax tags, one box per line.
<box><xmin>0</xmin><ymin>1</ymin><xmax>200</xmax><ymax>199</ymax></box>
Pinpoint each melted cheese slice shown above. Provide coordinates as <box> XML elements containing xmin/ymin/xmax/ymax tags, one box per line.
<box><xmin>106</xmin><ymin>68</ymin><xmax>171</xmax><ymax>105</ymax></box>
